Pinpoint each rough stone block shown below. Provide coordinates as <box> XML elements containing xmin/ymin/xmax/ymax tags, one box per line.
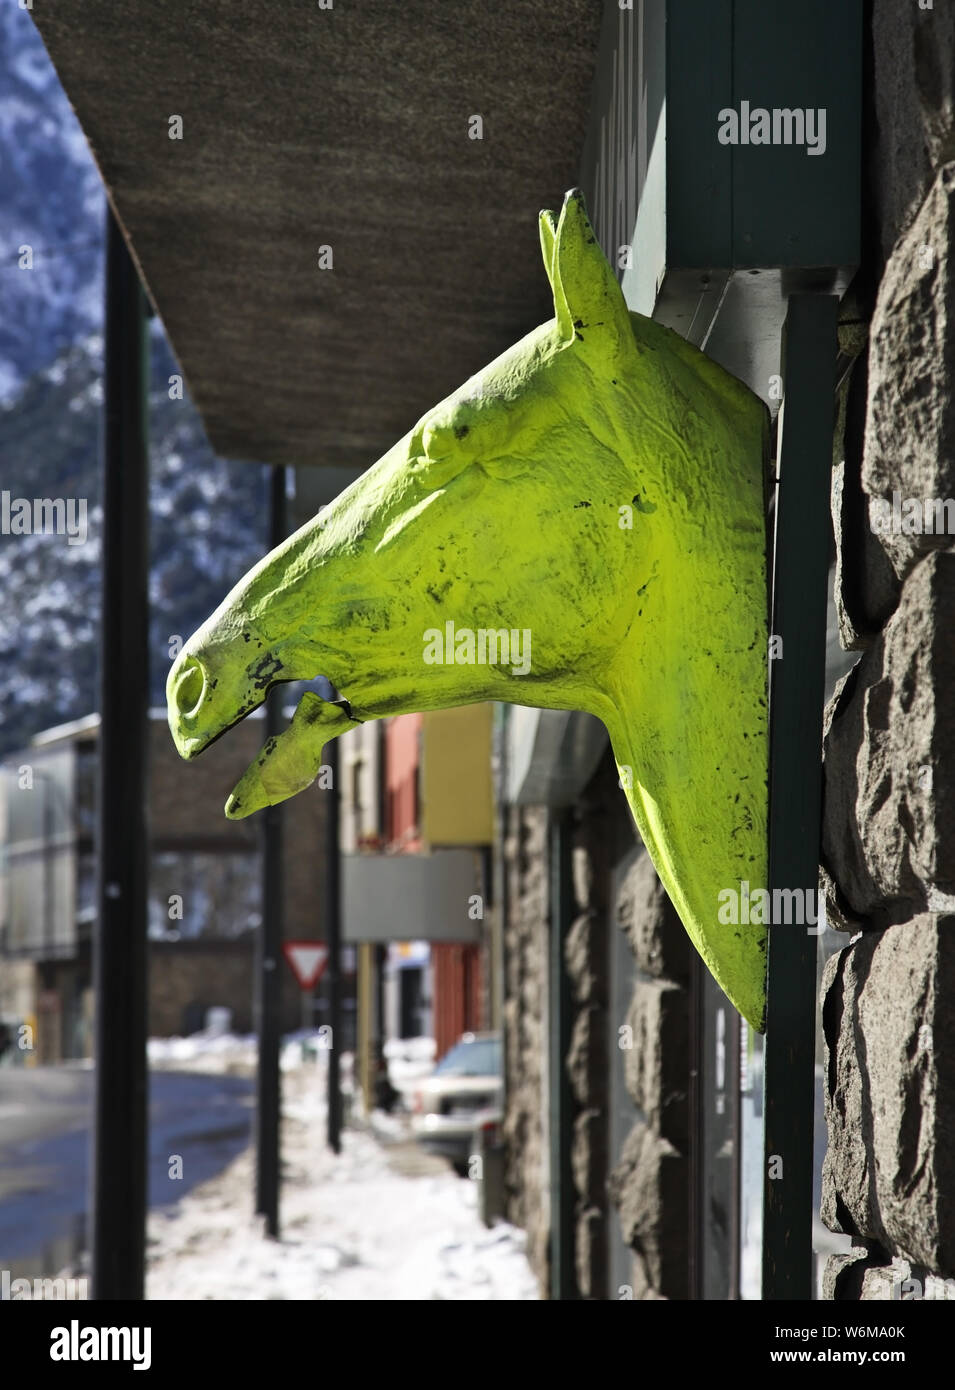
<box><xmin>575</xmin><ymin>1205</ymin><xmax>606</xmax><ymax>1300</ymax></box>
<box><xmin>565</xmin><ymin>910</ymin><xmax>604</xmax><ymax>1005</ymax></box>
<box><xmin>825</xmin><ymin>1249</ymin><xmax>955</xmax><ymax>1301</ymax></box>
<box><xmin>832</xmin><ymin>446</ymin><xmax>899</xmax><ymax>653</ymax></box>
<box><xmin>622</xmin><ymin>977</ymin><xmax>689</xmax><ymax>1147</ymax></box>
<box><xmin>566</xmin><ymin>1004</ymin><xmax>606</xmax><ymax>1109</ymax></box>
<box><xmin>609</xmin><ymin>1120</ymin><xmax>688</xmax><ymax>1298</ymax></box>
<box><xmin>623</xmin><ymin>1250</ymin><xmax>666</xmax><ymax>1301</ymax></box>
<box><xmin>861</xmin><ymin>1256</ymin><xmax>955</xmax><ymax>1301</ymax></box>
<box><xmin>821</xmin><ymin>919</ymin><xmax>955</xmax><ymax>1274</ymax></box>
<box><xmin>864</xmin><ymin>165</ymin><xmax>955</xmax><ymax>583</ymax></box>
<box><xmin>821</xmin><ymin>552</ymin><xmax>955</xmax><ymax>926</ymax></box>
<box><xmin>571</xmin><ymin>845</ymin><xmax>595</xmax><ymax>914</ymax></box>
<box><xmin>823</xmin><ymin>1248</ymin><xmax>872</xmax><ymax>1302</ymax></box>
<box><xmin>624</xmin><ymin>1250</ymin><xmax>652</xmax><ymax>1301</ymax></box>
<box><xmin>571</xmin><ymin>1107</ymin><xmax>607</xmax><ymax>1208</ymax></box>
<box><xmin>614</xmin><ymin>849</ymin><xmax>690</xmax><ymax>982</ymax></box>
<box><xmin>870</xmin><ymin>2</ymin><xmax>955</xmax><ymax>262</ymax></box>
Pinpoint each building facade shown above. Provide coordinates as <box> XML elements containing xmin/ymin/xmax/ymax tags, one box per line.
<box><xmin>0</xmin><ymin>709</ymin><xmax>331</xmax><ymax>1060</ymax></box>
<box><xmin>496</xmin><ymin>0</ymin><xmax>955</xmax><ymax>1304</ymax></box>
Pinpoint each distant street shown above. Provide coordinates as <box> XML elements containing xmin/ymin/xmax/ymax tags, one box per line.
<box><xmin>0</xmin><ymin>1066</ymin><xmax>253</xmax><ymax>1271</ymax></box>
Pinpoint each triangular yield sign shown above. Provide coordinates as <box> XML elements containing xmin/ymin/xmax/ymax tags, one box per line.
<box><xmin>282</xmin><ymin>941</ymin><xmax>329</xmax><ymax>989</ymax></box>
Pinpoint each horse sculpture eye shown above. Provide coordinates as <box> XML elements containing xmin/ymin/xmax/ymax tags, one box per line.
<box><xmin>410</xmin><ymin>449</ymin><xmax>468</xmax><ymax>491</ymax></box>
<box><xmin>421</xmin><ymin>418</ymin><xmax>460</xmax><ymax>458</ymax></box>
<box><xmin>409</xmin><ymin>414</ymin><xmax>476</xmax><ymax>489</ymax></box>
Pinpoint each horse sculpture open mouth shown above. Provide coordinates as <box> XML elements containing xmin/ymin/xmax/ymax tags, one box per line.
<box><xmin>167</xmin><ymin>638</ymin><xmax>363</xmax><ymax>817</ymax></box>
<box><xmin>166</xmin><ymin>190</ymin><xmax>771</xmax><ymax>1030</ymax></box>
<box><xmin>223</xmin><ymin>686</ymin><xmax>360</xmax><ymax>820</ymax></box>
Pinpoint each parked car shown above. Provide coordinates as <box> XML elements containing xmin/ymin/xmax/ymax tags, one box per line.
<box><xmin>411</xmin><ymin>1031</ymin><xmax>502</xmax><ymax>1175</ymax></box>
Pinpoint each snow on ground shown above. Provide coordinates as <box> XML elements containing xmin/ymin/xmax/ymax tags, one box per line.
<box><xmin>148</xmin><ymin>1028</ymin><xmax>327</xmax><ymax>1078</ymax></box>
<box><xmin>382</xmin><ymin>1034</ymin><xmax>436</xmax><ymax>1105</ymax></box>
<box><xmin>148</xmin><ymin>1029</ymin><xmax>258</xmax><ymax>1074</ymax></box>
<box><xmin>146</xmin><ymin>1033</ymin><xmax>537</xmax><ymax>1301</ymax></box>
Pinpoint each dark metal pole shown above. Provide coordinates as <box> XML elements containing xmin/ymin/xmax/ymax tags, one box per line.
<box><xmin>255</xmin><ymin>466</ymin><xmax>286</xmax><ymax>1236</ymax></box>
<box><xmin>91</xmin><ymin>206</ymin><xmax>149</xmax><ymax>1301</ymax></box>
<box><xmin>762</xmin><ymin>294</ymin><xmax>838</xmax><ymax>1300</ymax></box>
<box><xmin>326</xmin><ymin>737</ymin><xmax>342</xmax><ymax>1153</ymax></box>
<box><xmin>549</xmin><ymin>813</ymin><xmax>575</xmax><ymax>1299</ymax></box>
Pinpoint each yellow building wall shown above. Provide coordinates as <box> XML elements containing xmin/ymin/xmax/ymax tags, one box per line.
<box><xmin>421</xmin><ymin>704</ymin><xmax>493</xmax><ymax>846</ymax></box>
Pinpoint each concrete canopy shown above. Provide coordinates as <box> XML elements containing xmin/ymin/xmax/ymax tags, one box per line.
<box><xmin>32</xmin><ymin>2</ymin><xmax>603</xmax><ymax>469</ymax></box>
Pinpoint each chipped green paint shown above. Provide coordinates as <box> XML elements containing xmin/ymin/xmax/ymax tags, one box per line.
<box><xmin>167</xmin><ymin>190</ymin><xmax>770</xmax><ymax>1029</ymax></box>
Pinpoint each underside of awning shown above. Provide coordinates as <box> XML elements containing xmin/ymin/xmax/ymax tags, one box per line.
<box><xmin>32</xmin><ymin>2</ymin><xmax>604</xmax><ymax>469</ymax></box>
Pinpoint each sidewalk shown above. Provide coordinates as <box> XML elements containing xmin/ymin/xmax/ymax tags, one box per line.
<box><xmin>146</xmin><ymin>1038</ymin><xmax>537</xmax><ymax>1301</ymax></box>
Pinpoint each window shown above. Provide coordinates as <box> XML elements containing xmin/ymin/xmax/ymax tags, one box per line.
<box><xmin>148</xmin><ymin>851</ymin><xmax>262</xmax><ymax>941</ymax></box>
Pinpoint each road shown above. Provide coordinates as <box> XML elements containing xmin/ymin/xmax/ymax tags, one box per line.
<box><xmin>0</xmin><ymin>1065</ymin><xmax>254</xmax><ymax>1273</ymax></box>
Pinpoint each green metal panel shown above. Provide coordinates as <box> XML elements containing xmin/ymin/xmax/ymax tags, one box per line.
<box><xmin>666</xmin><ymin>0</ymin><xmax>734</xmax><ymax>269</ymax></box>
<box><xmin>731</xmin><ymin>1</ymin><xmax>862</xmax><ymax>269</ymax></box>
<box><xmin>584</xmin><ymin>0</ymin><xmax>861</xmax><ymax>403</ymax></box>
<box><xmin>662</xmin><ymin>0</ymin><xmax>862</xmax><ymax>274</ymax></box>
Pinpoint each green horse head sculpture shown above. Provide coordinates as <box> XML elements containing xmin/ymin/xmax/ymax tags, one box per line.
<box><xmin>167</xmin><ymin>190</ymin><xmax>770</xmax><ymax>1029</ymax></box>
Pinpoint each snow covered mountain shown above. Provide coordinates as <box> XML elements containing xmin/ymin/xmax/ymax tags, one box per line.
<box><xmin>0</xmin><ymin>331</ymin><xmax>268</xmax><ymax>758</ymax></box>
<box><xmin>0</xmin><ymin>10</ymin><xmax>269</xmax><ymax>757</ymax></box>
<box><xmin>0</xmin><ymin>5</ymin><xmax>106</xmax><ymax>402</ymax></box>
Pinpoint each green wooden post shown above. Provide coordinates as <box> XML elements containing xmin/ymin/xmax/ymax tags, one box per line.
<box><xmin>762</xmin><ymin>293</ymin><xmax>838</xmax><ymax>1299</ymax></box>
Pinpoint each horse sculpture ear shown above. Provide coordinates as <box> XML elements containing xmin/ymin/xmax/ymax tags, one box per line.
<box><xmin>543</xmin><ymin>189</ymin><xmax>633</xmax><ymax>363</ymax></box>
<box><xmin>539</xmin><ymin>207</ymin><xmax>574</xmax><ymax>341</ymax></box>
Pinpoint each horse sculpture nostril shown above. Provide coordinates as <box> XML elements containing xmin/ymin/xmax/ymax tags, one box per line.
<box><xmin>172</xmin><ymin>656</ymin><xmax>205</xmax><ymax>721</ymax></box>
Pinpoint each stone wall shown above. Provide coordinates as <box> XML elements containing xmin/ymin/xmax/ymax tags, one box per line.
<box><xmin>501</xmin><ymin>747</ymin><xmax>693</xmax><ymax>1299</ymax></box>
<box><xmin>609</xmin><ymin>847</ymin><xmax>690</xmax><ymax>1300</ymax></box>
<box><xmin>566</xmin><ymin>750</ymin><xmax>618</xmax><ymax>1299</ymax></box>
<box><xmin>821</xmin><ymin>923</ymin><xmax>955</xmax><ymax>1297</ymax></box>
<box><xmin>821</xmin><ymin>1</ymin><xmax>955</xmax><ymax>1299</ymax></box>
<box><xmin>501</xmin><ymin>803</ymin><xmax>551</xmax><ymax>1292</ymax></box>
<box><xmin>499</xmin><ymin>7</ymin><xmax>955</xmax><ymax>1303</ymax></box>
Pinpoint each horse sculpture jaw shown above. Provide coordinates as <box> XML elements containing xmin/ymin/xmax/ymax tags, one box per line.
<box><xmin>166</xmin><ymin>190</ymin><xmax>771</xmax><ymax>1030</ymax></box>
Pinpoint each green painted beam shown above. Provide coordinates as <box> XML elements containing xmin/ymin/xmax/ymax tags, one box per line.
<box><xmin>762</xmin><ymin>293</ymin><xmax>838</xmax><ymax>1300</ymax></box>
